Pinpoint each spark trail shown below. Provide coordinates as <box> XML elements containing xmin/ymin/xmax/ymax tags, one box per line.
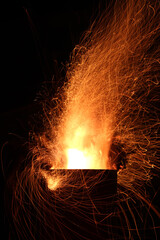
<box><xmin>11</xmin><ymin>0</ymin><xmax>160</xmax><ymax>239</ymax></box>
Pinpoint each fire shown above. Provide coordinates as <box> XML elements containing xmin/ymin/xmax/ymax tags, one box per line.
<box><xmin>11</xmin><ymin>1</ymin><xmax>160</xmax><ymax>239</ymax></box>
<box><xmin>65</xmin><ymin>126</ymin><xmax>98</xmax><ymax>169</ymax></box>
<box><xmin>64</xmin><ymin>125</ymin><xmax>111</xmax><ymax>169</ymax></box>
<box><xmin>67</xmin><ymin>149</ymin><xmax>90</xmax><ymax>169</ymax></box>
<box><xmin>67</xmin><ymin>148</ymin><xmax>102</xmax><ymax>169</ymax></box>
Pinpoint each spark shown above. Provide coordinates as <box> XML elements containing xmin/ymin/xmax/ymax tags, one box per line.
<box><xmin>10</xmin><ymin>1</ymin><xmax>160</xmax><ymax>239</ymax></box>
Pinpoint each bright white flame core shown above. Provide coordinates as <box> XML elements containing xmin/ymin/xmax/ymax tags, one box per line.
<box><xmin>64</xmin><ymin>123</ymin><xmax>112</xmax><ymax>169</ymax></box>
<box><xmin>67</xmin><ymin>148</ymin><xmax>98</xmax><ymax>169</ymax></box>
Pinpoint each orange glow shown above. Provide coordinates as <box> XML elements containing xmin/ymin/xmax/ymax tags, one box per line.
<box><xmin>12</xmin><ymin>1</ymin><xmax>160</xmax><ymax>239</ymax></box>
<box><xmin>42</xmin><ymin>172</ymin><xmax>61</xmax><ymax>190</ymax></box>
<box><xmin>67</xmin><ymin>149</ymin><xmax>89</xmax><ymax>169</ymax></box>
<box><xmin>67</xmin><ymin>148</ymin><xmax>102</xmax><ymax>169</ymax></box>
<box><xmin>47</xmin><ymin>176</ymin><xmax>60</xmax><ymax>190</ymax></box>
<box><xmin>64</xmin><ymin>125</ymin><xmax>112</xmax><ymax>169</ymax></box>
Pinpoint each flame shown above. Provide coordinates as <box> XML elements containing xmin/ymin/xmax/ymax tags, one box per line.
<box><xmin>67</xmin><ymin>148</ymin><xmax>101</xmax><ymax>169</ymax></box>
<box><xmin>67</xmin><ymin>149</ymin><xmax>89</xmax><ymax>169</ymax></box>
<box><xmin>12</xmin><ymin>1</ymin><xmax>160</xmax><ymax>239</ymax></box>
<box><xmin>64</xmin><ymin>125</ymin><xmax>111</xmax><ymax>169</ymax></box>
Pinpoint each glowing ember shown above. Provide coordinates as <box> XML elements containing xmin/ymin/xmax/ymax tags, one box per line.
<box><xmin>42</xmin><ymin>172</ymin><xmax>61</xmax><ymax>190</ymax></box>
<box><xmin>46</xmin><ymin>176</ymin><xmax>60</xmax><ymax>191</ymax></box>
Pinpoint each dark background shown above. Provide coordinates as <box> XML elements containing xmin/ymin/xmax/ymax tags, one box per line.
<box><xmin>0</xmin><ymin>0</ymin><xmax>160</xmax><ymax>239</ymax></box>
<box><xmin>0</xmin><ymin>0</ymin><xmax>109</xmax><ymax>152</ymax></box>
<box><xmin>0</xmin><ymin>1</ymin><xmax>111</xmax><ymax>239</ymax></box>
<box><xmin>0</xmin><ymin>0</ymin><xmax>108</xmax><ymax>114</ymax></box>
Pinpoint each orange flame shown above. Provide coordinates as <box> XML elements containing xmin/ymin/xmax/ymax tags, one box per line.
<box><xmin>12</xmin><ymin>1</ymin><xmax>160</xmax><ymax>239</ymax></box>
<box><xmin>63</xmin><ymin>120</ymin><xmax>112</xmax><ymax>169</ymax></box>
